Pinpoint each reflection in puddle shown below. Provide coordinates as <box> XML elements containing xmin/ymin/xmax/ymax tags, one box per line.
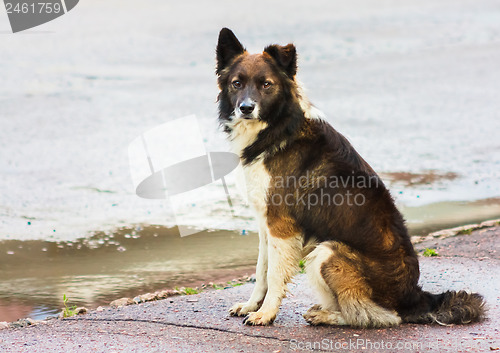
<box><xmin>0</xmin><ymin>227</ymin><xmax>258</xmax><ymax>321</ymax></box>
<box><xmin>401</xmin><ymin>197</ymin><xmax>500</xmax><ymax>235</ymax></box>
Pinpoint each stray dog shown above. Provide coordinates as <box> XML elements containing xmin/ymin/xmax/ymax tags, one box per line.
<box><xmin>216</xmin><ymin>28</ymin><xmax>485</xmax><ymax>327</ymax></box>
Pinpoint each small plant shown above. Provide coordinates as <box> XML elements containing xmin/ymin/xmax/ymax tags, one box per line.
<box><xmin>226</xmin><ymin>280</ymin><xmax>244</xmax><ymax>287</ymax></box>
<box><xmin>62</xmin><ymin>294</ymin><xmax>77</xmax><ymax>318</ymax></box>
<box><xmin>182</xmin><ymin>287</ymin><xmax>200</xmax><ymax>295</ymax></box>
<box><xmin>423</xmin><ymin>248</ymin><xmax>439</xmax><ymax>257</ymax></box>
<box><xmin>299</xmin><ymin>259</ymin><xmax>306</xmax><ymax>273</ymax></box>
<box><xmin>212</xmin><ymin>284</ymin><xmax>224</xmax><ymax>290</ymax></box>
<box><xmin>457</xmin><ymin>228</ymin><xmax>473</xmax><ymax>235</ymax></box>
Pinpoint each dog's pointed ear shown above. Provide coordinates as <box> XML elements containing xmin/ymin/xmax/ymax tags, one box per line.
<box><xmin>264</xmin><ymin>43</ymin><xmax>297</xmax><ymax>78</ymax></box>
<box><xmin>216</xmin><ymin>28</ymin><xmax>245</xmax><ymax>75</ymax></box>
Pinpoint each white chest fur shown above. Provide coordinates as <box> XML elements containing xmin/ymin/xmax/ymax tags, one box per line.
<box><xmin>227</xmin><ymin>118</ymin><xmax>271</xmax><ymax>218</ymax></box>
<box><xmin>240</xmin><ymin>159</ymin><xmax>270</xmax><ymax>218</ymax></box>
<box><xmin>227</xmin><ymin>118</ymin><xmax>267</xmax><ymax>156</ymax></box>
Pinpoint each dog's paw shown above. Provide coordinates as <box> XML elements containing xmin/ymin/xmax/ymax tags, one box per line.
<box><xmin>242</xmin><ymin>310</ymin><xmax>276</xmax><ymax>326</ymax></box>
<box><xmin>303</xmin><ymin>310</ymin><xmax>326</xmax><ymax>326</ymax></box>
<box><xmin>303</xmin><ymin>308</ymin><xmax>345</xmax><ymax>326</ymax></box>
<box><xmin>306</xmin><ymin>304</ymin><xmax>322</xmax><ymax>313</ymax></box>
<box><xmin>303</xmin><ymin>305</ymin><xmax>325</xmax><ymax>325</ymax></box>
<box><xmin>229</xmin><ymin>302</ymin><xmax>258</xmax><ymax>317</ymax></box>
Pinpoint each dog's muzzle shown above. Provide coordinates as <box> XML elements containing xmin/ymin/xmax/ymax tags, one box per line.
<box><xmin>239</xmin><ymin>102</ymin><xmax>255</xmax><ymax>115</ymax></box>
<box><xmin>238</xmin><ymin>98</ymin><xmax>257</xmax><ymax>119</ymax></box>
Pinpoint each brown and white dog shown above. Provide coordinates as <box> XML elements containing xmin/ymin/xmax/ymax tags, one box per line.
<box><xmin>216</xmin><ymin>28</ymin><xmax>485</xmax><ymax>327</ymax></box>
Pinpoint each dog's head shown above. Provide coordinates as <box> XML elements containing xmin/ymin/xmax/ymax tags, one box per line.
<box><xmin>216</xmin><ymin>28</ymin><xmax>298</xmax><ymax>124</ymax></box>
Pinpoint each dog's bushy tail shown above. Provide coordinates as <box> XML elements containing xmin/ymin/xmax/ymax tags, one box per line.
<box><xmin>401</xmin><ymin>290</ymin><xmax>486</xmax><ymax>325</ymax></box>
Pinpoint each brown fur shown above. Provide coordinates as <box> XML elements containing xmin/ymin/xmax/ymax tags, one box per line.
<box><xmin>267</xmin><ymin>207</ymin><xmax>301</xmax><ymax>239</ymax></box>
<box><xmin>320</xmin><ymin>242</ymin><xmax>401</xmax><ymax>328</ymax></box>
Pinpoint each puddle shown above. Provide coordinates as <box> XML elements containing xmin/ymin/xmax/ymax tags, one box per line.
<box><xmin>400</xmin><ymin>197</ymin><xmax>500</xmax><ymax>235</ymax></box>
<box><xmin>0</xmin><ymin>227</ymin><xmax>258</xmax><ymax>322</ymax></box>
<box><xmin>2</xmin><ymin>197</ymin><xmax>500</xmax><ymax>322</ymax></box>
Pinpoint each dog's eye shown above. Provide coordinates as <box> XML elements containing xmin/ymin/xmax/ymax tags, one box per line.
<box><xmin>263</xmin><ymin>81</ymin><xmax>272</xmax><ymax>89</ymax></box>
<box><xmin>232</xmin><ymin>81</ymin><xmax>242</xmax><ymax>89</ymax></box>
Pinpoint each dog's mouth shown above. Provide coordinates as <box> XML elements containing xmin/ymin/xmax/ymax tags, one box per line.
<box><xmin>234</xmin><ymin>111</ymin><xmax>258</xmax><ymax>120</ymax></box>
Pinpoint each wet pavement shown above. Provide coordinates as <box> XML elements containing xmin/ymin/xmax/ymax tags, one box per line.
<box><xmin>0</xmin><ymin>227</ymin><xmax>498</xmax><ymax>352</ymax></box>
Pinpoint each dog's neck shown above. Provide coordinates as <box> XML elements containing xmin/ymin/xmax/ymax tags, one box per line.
<box><xmin>226</xmin><ymin>109</ymin><xmax>306</xmax><ymax>165</ymax></box>
<box><xmin>226</xmin><ymin>117</ymin><xmax>268</xmax><ymax>159</ymax></box>
<box><xmin>295</xmin><ymin>81</ymin><xmax>325</xmax><ymax>121</ymax></box>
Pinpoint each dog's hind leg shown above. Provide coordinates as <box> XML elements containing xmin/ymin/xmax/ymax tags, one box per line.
<box><xmin>303</xmin><ymin>242</ymin><xmax>346</xmax><ymax>326</ymax></box>
<box><xmin>243</xmin><ymin>232</ymin><xmax>303</xmax><ymax>325</ymax></box>
<box><xmin>230</xmin><ymin>224</ymin><xmax>269</xmax><ymax>316</ymax></box>
<box><xmin>303</xmin><ymin>241</ymin><xmax>401</xmax><ymax>328</ymax></box>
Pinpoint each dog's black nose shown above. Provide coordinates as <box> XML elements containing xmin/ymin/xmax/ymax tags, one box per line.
<box><xmin>239</xmin><ymin>102</ymin><xmax>255</xmax><ymax>115</ymax></box>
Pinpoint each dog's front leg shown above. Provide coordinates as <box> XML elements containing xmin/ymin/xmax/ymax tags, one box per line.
<box><xmin>243</xmin><ymin>232</ymin><xmax>302</xmax><ymax>325</ymax></box>
<box><xmin>229</xmin><ymin>224</ymin><xmax>268</xmax><ymax>316</ymax></box>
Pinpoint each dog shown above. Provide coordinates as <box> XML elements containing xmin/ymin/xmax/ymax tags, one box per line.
<box><xmin>216</xmin><ymin>28</ymin><xmax>485</xmax><ymax>327</ymax></box>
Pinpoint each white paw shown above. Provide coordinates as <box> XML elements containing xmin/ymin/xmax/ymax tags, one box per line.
<box><xmin>229</xmin><ymin>302</ymin><xmax>259</xmax><ymax>317</ymax></box>
<box><xmin>243</xmin><ymin>310</ymin><xmax>276</xmax><ymax>326</ymax></box>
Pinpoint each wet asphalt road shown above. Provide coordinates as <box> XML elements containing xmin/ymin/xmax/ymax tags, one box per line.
<box><xmin>0</xmin><ymin>227</ymin><xmax>498</xmax><ymax>352</ymax></box>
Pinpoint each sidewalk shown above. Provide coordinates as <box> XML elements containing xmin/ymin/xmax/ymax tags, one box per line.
<box><xmin>1</xmin><ymin>227</ymin><xmax>499</xmax><ymax>352</ymax></box>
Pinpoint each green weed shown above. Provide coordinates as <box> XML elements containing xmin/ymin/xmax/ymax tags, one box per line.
<box><xmin>299</xmin><ymin>259</ymin><xmax>306</xmax><ymax>273</ymax></box>
<box><xmin>180</xmin><ymin>287</ymin><xmax>200</xmax><ymax>295</ymax></box>
<box><xmin>62</xmin><ymin>294</ymin><xmax>77</xmax><ymax>318</ymax></box>
<box><xmin>457</xmin><ymin>228</ymin><xmax>473</xmax><ymax>235</ymax></box>
<box><xmin>422</xmin><ymin>248</ymin><xmax>439</xmax><ymax>257</ymax></box>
